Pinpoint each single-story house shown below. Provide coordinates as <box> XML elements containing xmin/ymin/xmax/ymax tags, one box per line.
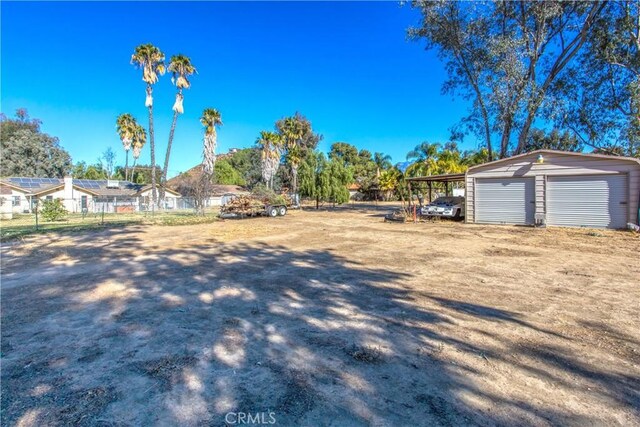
<box><xmin>0</xmin><ymin>184</ymin><xmax>14</xmax><ymax>219</ymax></box>
<box><xmin>206</xmin><ymin>185</ymin><xmax>250</xmax><ymax>207</ymax></box>
<box><xmin>0</xmin><ymin>177</ymin><xmax>182</xmax><ymax>213</ymax></box>
<box><xmin>347</xmin><ymin>183</ymin><xmax>361</xmax><ymax>200</ymax></box>
<box><xmin>464</xmin><ymin>150</ymin><xmax>640</xmax><ymax>229</ymax></box>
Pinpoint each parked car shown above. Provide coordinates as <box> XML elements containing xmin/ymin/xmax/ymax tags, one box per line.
<box><xmin>421</xmin><ymin>196</ymin><xmax>465</xmax><ymax>219</ymax></box>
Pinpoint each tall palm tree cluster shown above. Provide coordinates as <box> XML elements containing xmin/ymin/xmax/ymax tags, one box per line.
<box><xmin>115</xmin><ymin>113</ymin><xmax>146</xmax><ymax>182</ymax></box>
<box><xmin>405</xmin><ymin>141</ymin><xmax>488</xmax><ymax>177</ymax></box>
<box><xmin>200</xmin><ymin>108</ymin><xmax>223</xmax><ymax>176</ymax></box>
<box><xmin>119</xmin><ymin>43</ymin><xmax>216</xmax><ymax>207</ymax></box>
<box><xmin>254</xmin><ymin>113</ymin><xmax>314</xmax><ymax>194</ymax></box>
<box><xmin>256</xmin><ymin>131</ymin><xmax>283</xmax><ymax>189</ymax></box>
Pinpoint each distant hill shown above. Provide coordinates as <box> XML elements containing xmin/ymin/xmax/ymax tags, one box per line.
<box><xmin>167</xmin><ymin>161</ymin><xmax>246</xmax><ymax>196</ymax></box>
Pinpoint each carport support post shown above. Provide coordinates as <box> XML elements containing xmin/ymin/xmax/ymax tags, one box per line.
<box><xmin>407</xmin><ymin>181</ymin><xmax>412</xmax><ymax>208</ymax></box>
<box><xmin>428</xmin><ymin>182</ymin><xmax>432</xmax><ymax>204</ymax></box>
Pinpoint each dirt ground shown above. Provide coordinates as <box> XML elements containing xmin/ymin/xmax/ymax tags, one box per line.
<box><xmin>2</xmin><ymin>204</ymin><xmax>639</xmax><ymax>426</ymax></box>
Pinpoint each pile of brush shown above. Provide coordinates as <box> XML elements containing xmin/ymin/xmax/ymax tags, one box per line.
<box><xmin>222</xmin><ymin>195</ymin><xmax>264</xmax><ymax>214</ymax></box>
<box><xmin>384</xmin><ymin>208</ymin><xmax>410</xmax><ymax>223</ymax></box>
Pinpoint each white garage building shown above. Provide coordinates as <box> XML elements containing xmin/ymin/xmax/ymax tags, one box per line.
<box><xmin>465</xmin><ymin>150</ymin><xmax>640</xmax><ymax>229</ymax></box>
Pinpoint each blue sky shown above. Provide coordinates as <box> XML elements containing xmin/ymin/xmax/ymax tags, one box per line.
<box><xmin>1</xmin><ymin>1</ymin><xmax>473</xmax><ymax>178</ymax></box>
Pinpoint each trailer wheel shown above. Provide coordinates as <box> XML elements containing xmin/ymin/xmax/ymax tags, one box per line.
<box><xmin>278</xmin><ymin>206</ymin><xmax>287</xmax><ymax>216</ymax></box>
<box><xmin>268</xmin><ymin>206</ymin><xmax>278</xmax><ymax>217</ymax></box>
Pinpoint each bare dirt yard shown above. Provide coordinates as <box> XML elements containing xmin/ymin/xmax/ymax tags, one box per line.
<box><xmin>2</xmin><ymin>204</ymin><xmax>639</xmax><ymax>426</ymax></box>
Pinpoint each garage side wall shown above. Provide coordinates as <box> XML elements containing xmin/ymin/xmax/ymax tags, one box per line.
<box><xmin>465</xmin><ymin>175</ymin><xmax>474</xmax><ymax>223</ymax></box>
<box><xmin>631</xmin><ymin>168</ymin><xmax>640</xmax><ymax>224</ymax></box>
<box><xmin>467</xmin><ymin>152</ymin><xmax>640</xmax><ymax>226</ymax></box>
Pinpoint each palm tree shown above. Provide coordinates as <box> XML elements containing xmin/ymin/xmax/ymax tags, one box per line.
<box><xmin>279</xmin><ymin>117</ymin><xmax>305</xmax><ymax>194</ymax></box>
<box><xmin>256</xmin><ymin>131</ymin><xmax>282</xmax><ymax>189</ymax></box>
<box><xmin>131</xmin><ymin>43</ymin><xmax>165</xmax><ymax>206</ymax></box>
<box><xmin>160</xmin><ymin>54</ymin><xmax>197</xmax><ymax>202</ymax></box>
<box><xmin>116</xmin><ymin>113</ymin><xmax>137</xmax><ymax>181</ymax></box>
<box><xmin>130</xmin><ymin>123</ymin><xmax>147</xmax><ymax>183</ymax></box>
<box><xmin>200</xmin><ymin>108</ymin><xmax>223</xmax><ymax>176</ymax></box>
<box><xmin>373</xmin><ymin>152</ymin><xmax>393</xmax><ymax>177</ymax></box>
<box><xmin>379</xmin><ymin>167</ymin><xmax>400</xmax><ymax>200</ymax></box>
<box><xmin>406</xmin><ymin>142</ymin><xmax>440</xmax><ymax>177</ymax></box>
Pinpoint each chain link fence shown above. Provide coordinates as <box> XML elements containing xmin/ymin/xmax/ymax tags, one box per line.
<box><xmin>0</xmin><ymin>196</ymin><xmax>220</xmax><ymax>240</ymax></box>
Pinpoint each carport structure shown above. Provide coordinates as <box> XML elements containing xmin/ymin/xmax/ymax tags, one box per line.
<box><xmin>405</xmin><ymin>172</ymin><xmax>465</xmax><ymax>206</ymax></box>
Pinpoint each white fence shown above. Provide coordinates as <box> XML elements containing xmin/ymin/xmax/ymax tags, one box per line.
<box><xmin>6</xmin><ymin>195</ymin><xmax>225</xmax><ymax>215</ymax></box>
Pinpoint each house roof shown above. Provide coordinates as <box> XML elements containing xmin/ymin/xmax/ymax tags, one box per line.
<box><xmin>0</xmin><ymin>177</ymin><xmax>181</xmax><ymax>198</ymax></box>
<box><xmin>77</xmin><ymin>180</ymin><xmax>144</xmax><ymax>197</ymax></box>
<box><xmin>138</xmin><ymin>185</ymin><xmax>182</xmax><ymax>196</ymax></box>
<box><xmin>467</xmin><ymin>149</ymin><xmax>640</xmax><ymax>172</ymax></box>
<box><xmin>0</xmin><ymin>185</ymin><xmax>13</xmax><ymax>196</ymax></box>
<box><xmin>0</xmin><ymin>177</ymin><xmax>63</xmax><ymax>194</ymax></box>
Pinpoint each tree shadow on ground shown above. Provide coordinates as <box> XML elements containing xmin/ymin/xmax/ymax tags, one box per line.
<box><xmin>1</xmin><ymin>227</ymin><xmax>638</xmax><ymax>426</ymax></box>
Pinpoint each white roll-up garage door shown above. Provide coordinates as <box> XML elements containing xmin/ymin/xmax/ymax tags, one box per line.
<box><xmin>547</xmin><ymin>175</ymin><xmax>628</xmax><ymax>229</ymax></box>
<box><xmin>475</xmin><ymin>178</ymin><xmax>535</xmax><ymax>225</ymax></box>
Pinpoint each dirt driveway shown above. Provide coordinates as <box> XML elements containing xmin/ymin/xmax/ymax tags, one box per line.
<box><xmin>2</xmin><ymin>205</ymin><xmax>639</xmax><ymax>426</ymax></box>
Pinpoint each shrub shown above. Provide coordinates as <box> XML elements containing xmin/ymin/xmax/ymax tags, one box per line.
<box><xmin>251</xmin><ymin>184</ymin><xmax>286</xmax><ymax>205</ymax></box>
<box><xmin>40</xmin><ymin>199</ymin><xmax>68</xmax><ymax>222</ymax></box>
<box><xmin>346</xmin><ymin>344</ymin><xmax>383</xmax><ymax>363</ymax></box>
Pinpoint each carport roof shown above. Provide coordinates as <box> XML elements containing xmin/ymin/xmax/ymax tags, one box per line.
<box><xmin>405</xmin><ymin>172</ymin><xmax>466</xmax><ymax>183</ymax></box>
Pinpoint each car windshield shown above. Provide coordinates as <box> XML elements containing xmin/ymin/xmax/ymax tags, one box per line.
<box><xmin>431</xmin><ymin>197</ymin><xmax>463</xmax><ymax>206</ymax></box>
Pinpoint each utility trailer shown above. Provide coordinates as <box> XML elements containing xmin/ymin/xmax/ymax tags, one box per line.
<box><xmin>219</xmin><ymin>193</ymin><xmax>297</xmax><ymax>219</ymax></box>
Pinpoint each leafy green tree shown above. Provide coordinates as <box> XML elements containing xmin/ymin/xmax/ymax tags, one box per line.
<box><xmin>329</xmin><ymin>142</ymin><xmax>360</xmax><ymax>166</ymax></box>
<box><xmin>405</xmin><ymin>141</ymin><xmax>492</xmax><ymax>179</ymax></box>
<box><xmin>409</xmin><ymin>1</ymin><xmax>606</xmax><ymax>157</ymax></box>
<box><xmin>523</xmin><ymin>129</ymin><xmax>582</xmax><ymax>153</ymax></box>
<box><xmin>40</xmin><ymin>199</ymin><xmax>68</xmax><ymax>222</ymax></box>
<box><xmin>0</xmin><ymin>110</ymin><xmax>72</xmax><ymax>177</ymax></box>
<box><xmin>461</xmin><ymin>148</ymin><xmax>491</xmax><ymax>167</ymax></box>
<box><xmin>328</xmin><ymin>142</ymin><xmax>380</xmax><ymax>192</ymax></box>
<box><xmin>560</xmin><ymin>1</ymin><xmax>639</xmax><ymax>156</ymax></box>
<box><xmin>72</xmin><ymin>162</ymin><xmax>108</xmax><ymax>180</ymax></box>
<box><xmin>161</xmin><ymin>54</ymin><xmax>197</xmax><ymax>201</ymax></box>
<box><xmin>326</xmin><ymin>157</ymin><xmax>352</xmax><ymax>205</ymax></box>
<box><xmin>299</xmin><ymin>152</ymin><xmax>352</xmax><ymax>209</ymax></box>
<box><xmin>226</xmin><ymin>148</ymin><xmax>263</xmax><ymax>188</ymax></box>
<box><xmin>373</xmin><ymin>152</ymin><xmax>393</xmax><ymax>175</ymax></box>
<box><xmin>113</xmin><ymin>164</ymin><xmax>161</xmax><ymax>184</ymax></box>
<box><xmin>131</xmin><ymin>43</ymin><xmax>166</xmax><ymax>205</ymax></box>
<box><xmin>276</xmin><ymin>113</ymin><xmax>322</xmax><ymax>193</ymax></box>
<box><xmin>214</xmin><ymin>159</ymin><xmax>246</xmax><ymax>185</ymax></box>
<box><xmin>405</xmin><ymin>142</ymin><xmax>440</xmax><ymax>177</ymax></box>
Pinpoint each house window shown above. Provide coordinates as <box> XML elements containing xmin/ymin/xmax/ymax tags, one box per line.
<box><xmin>81</xmin><ymin>195</ymin><xmax>88</xmax><ymax>210</ymax></box>
<box><xmin>13</xmin><ymin>196</ymin><xmax>20</xmax><ymax>206</ymax></box>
